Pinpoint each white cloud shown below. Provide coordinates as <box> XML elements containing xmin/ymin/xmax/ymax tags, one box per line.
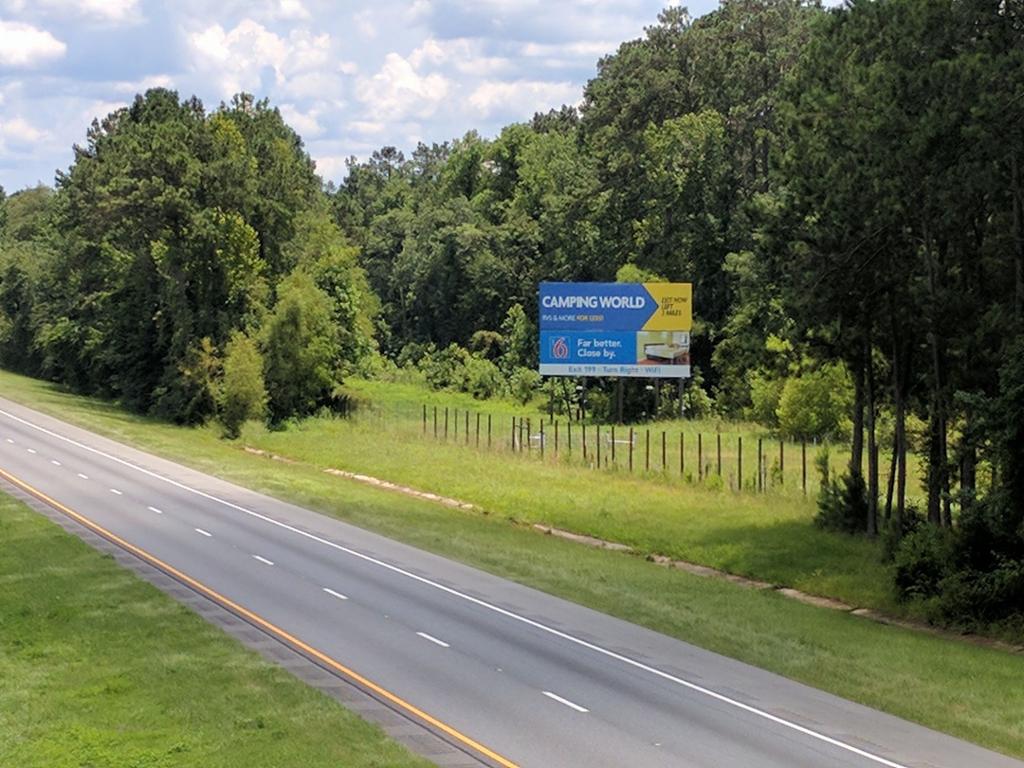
<box><xmin>468</xmin><ymin>79</ymin><xmax>579</xmax><ymax>118</ymax></box>
<box><xmin>112</xmin><ymin>74</ymin><xmax>175</xmax><ymax>94</ymax></box>
<box><xmin>0</xmin><ymin>115</ymin><xmax>45</xmax><ymax>143</ymax></box>
<box><xmin>410</xmin><ymin>37</ymin><xmax>510</xmax><ymax>76</ymax></box>
<box><xmin>347</xmin><ymin>120</ymin><xmax>386</xmax><ymax>135</ymax></box>
<box><xmin>354</xmin><ymin>9</ymin><xmax>376</xmax><ymax>39</ymax></box>
<box><xmin>520</xmin><ymin>40</ymin><xmax>617</xmax><ymax>59</ymax></box>
<box><xmin>2</xmin><ymin>0</ymin><xmax>140</xmax><ymax>23</ymax></box>
<box><xmin>188</xmin><ymin>19</ymin><xmax>331</xmax><ymax>97</ymax></box>
<box><xmin>312</xmin><ymin>153</ymin><xmax>348</xmax><ymax>179</ymax></box>
<box><xmin>0</xmin><ymin>20</ymin><xmax>65</xmax><ymax>67</ymax></box>
<box><xmin>356</xmin><ymin>52</ymin><xmax>449</xmax><ymax>121</ymax></box>
<box><xmin>279</xmin><ymin>103</ymin><xmax>322</xmax><ymax>137</ymax></box>
<box><xmin>273</xmin><ymin>0</ymin><xmax>310</xmax><ymax>20</ymax></box>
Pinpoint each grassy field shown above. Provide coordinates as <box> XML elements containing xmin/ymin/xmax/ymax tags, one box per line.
<box><xmin>1</xmin><ymin>368</ymin><xmax>1022</xmax><ymax>759</ymax></box>
<box><xmin>0</xmin><ymin>494</ymin><xmax>430</xmax><ymax>768</ymax></box>
<box><xmin>345</xmin><ymin>377</ymin><xmax>862</xmax><ymax>495</ymax></box>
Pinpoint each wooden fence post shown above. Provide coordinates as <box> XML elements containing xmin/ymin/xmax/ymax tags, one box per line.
<box><xmin>583</xmin><ymin>423</ymin><xmax>588</xmax><ymax>462</ymax></box>
<box><xmin>802</xmin><ymin>440</ymin><xmax>807</xmax><ymax>494</ymax></box>
<box><xmin>540</xmin><ymin>421</ymin><xmax>545</xmax><ymax>459</ymax></box>
<box><xmin>433</xmin><ymin>406</ymin><xmax>438</xmax><ymax>438</ymax></box>
<box><xmin>738</xmin><ymin>436</ymin><xmax>743</xmax><ymax>490</ymax></box>
<box><xmin>717</xmin><ymin>433</ymin><xmax>722</xmax><ymax>476</ymax></box>
<box><xmin>645</xmin><ymin>429</ymin><xmax>650</xmax><ymax>472</ymax></box>
<box><xmin>698</xmin><ymin>433</ymin><xmax>703</xmax><ymax>480</ymax></box>
<box><xmin>596</xmin><ymin>425</ymin><xmax>601</xmax><ymax>468</ymax></box>
<box><xmin>758</xmin><ymin>437</ymin><xmax>763</xmax><ymax>492</ymax></box>
<box><xmin>444</xmin><ymin>407</ymin><xmax>449</xmax><ymax>440</ymax></box>
<box><xmin>554</xmin><ymin>421</ymin><xmax>559</xmax><ymax>455</ymax></box>
<box><xmin>779</xmin><ymin>440</ymin><xmax>784</xmax><ymax>485</ymax></box>
<box><xmin>680</xmin><ymin>432</ymin><xmax>685</xmax><ymax>476</ymax></box>
<box><xmin>629</xmin><ymin>428</ymin><xmax>634</xmax><ymax>472</ymax></box>
<box><xmin>487</xmin><ymin>414</ymin><xmax>492</xmax><ymax>448</ymax></box>
<box><xmin>422</xmin><ymin>404</ymin><xmax>427</xmax><ymax>434</ymax></box>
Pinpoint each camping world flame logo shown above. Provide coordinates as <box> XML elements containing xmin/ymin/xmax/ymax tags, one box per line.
<box><xmin>551</xmin><ymin>336</ymin><xmax>570</xmax><ymax>360</ymax></box>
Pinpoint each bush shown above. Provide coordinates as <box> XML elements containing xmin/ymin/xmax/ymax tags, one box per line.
<box><xmin>747</xmin><ymin>371</ymin><xmax>783</xmax><ymax>427</ymax></box>
<box><xmin>683</xmin><ymin>372</ymin><xmax>713</xmax><ymax>419</ymax></box>
<box><xmin>893</xmin><ymin>524</ymin><xmax>955</xmax><ymax>602</ymax></box>
<box><xmin>509</xmin><ymin>367</ymin><xmax>541</xmax><ymax>404</ymax></box>
<box><xmin>776</xmin><ymin>362</ymin><xmax>852</xmax><ymax>440</ymax></box>
<box><xmin>813</xmin><ymin>448</ymin><xmax>867</xmax><ymax>534</ymax></box>
<box><xmin>462</xmin><ymin>356</ymin><xmax>505</xmax><ymax>399</ymax></box>
<box><xmin>419</xmin><ymin>343</ymin><xmax>469</xmax><ymax>390</ymax></box>
<box><xmin>219</xmin><ymin>331</ymin><xmax>266</xmax><ymax>439</ymax></box>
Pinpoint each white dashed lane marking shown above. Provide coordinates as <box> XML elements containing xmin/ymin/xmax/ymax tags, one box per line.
<box><xmin>542</xmin><ymin>691</ymin><xmax>589</xmax><ymax>713</ymax></box>
<box><xmin>253</xmin><ymin>555</ymin><xmax>274</xmax><ymax>566</ymax></box>
<box><xmin>195</xmin><ymin>528</ymin><xmax>212</xmax><ymax>537</ymax></box>
<box><xmin>109</xmin><ymin>488</ymin><xmax>122</xmax><ymax>495</ymax></box>
<box><xmin>147</xmin><ymin>506</ymin><xmax>163</xmax><ymax>515</ymax></box>
<box><xmin>323</xmin><ymin>587</ymin><xmax>348</xmax><ymax>601</ymax></box>
<box><xmin>416</xmin><ymin>632</ymin><xmax>450</xmax><ymax>648</ymax></box>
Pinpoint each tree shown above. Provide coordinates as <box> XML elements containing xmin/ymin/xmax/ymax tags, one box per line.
<box><xmin>261</xmin><ymin>271</ymin><xmax>341</xmax><ymax>422</ymax></box>
<box><xmin>219</xmin><ymin>331</ymin><xmax>266</xmax><ymax>438</ymax></box>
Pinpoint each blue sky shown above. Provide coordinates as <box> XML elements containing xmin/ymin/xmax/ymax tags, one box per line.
<box><xmin>0</xmin><ymin>0</ymin><xmax>733</xmax><ymax>191</ymax></box>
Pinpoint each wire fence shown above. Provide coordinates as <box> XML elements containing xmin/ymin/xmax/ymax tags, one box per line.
<box><xmin>341</xmin><ymin>400</ymin><xmax>843</xmax><ymax>496</ymax></box>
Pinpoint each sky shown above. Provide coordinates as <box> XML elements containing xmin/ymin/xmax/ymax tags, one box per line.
<box><xmin>0</xmin><ymin>0</ymin><xmax>732</xmax><ymax>192</ymax></box>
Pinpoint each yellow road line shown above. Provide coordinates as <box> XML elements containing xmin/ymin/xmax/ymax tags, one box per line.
<box><xmin>0</xmin><ymin>465</ymin><xmax>519</xmax><ymax>768</ymax></box>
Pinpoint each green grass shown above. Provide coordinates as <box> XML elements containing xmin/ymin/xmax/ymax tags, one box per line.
<box><xmin>0</xmin><ymin>494</ymin><xmax>431</xmax><ymax>768</ymax></box>
<box><xmin>1</xmin><ymin>368</ymin><xmax>1022</xmax><ymax>759</ymax></box>
<box><xmin>249</xmin><ymin>413</ymin><xmax>894</xmax><ymax>609</ymax></box>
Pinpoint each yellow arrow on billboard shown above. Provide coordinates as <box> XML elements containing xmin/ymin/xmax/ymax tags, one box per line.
<box><xmin>642</xmin><ymin>282</ymin><xmax>693</xmax><ymax>331</ymax></box>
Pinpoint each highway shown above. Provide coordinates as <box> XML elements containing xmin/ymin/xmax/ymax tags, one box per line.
<box><xmin>0</xmin><ymin>395</ymin><xmax>1020</xmax><ymax>768</ymax></box>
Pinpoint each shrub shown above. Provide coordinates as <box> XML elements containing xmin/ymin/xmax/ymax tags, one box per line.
<box><xmin>893</xmin><ymin>524</ymin><xmax>955</xmax><ymax>602</ymax></box>
<box><xmin>219</xmin><ymin>331</ymin><xmax>266</xmax><ymax>439</ymax></box>
<box><xmin>419</xmin><ymin>343</ymin><xmax>469</xmax><ymax>390</ymax></box>
<box><xmin>776</xmin><ymin>362</ymin><xmax>853</xmax><ymax>440</ymax></box>
<box><xmin>509</xmin><ymin>367</ymin><xmax>541</xmax><ymax>404</ymax></box>
<box><xmin>462</xmin><ymin>356</ymin><xmax>505</xmax><ymax>399</ymax></box>
<box><xmin>683</xmin><ymin>372</ymin><xmax>713</xmax><ymax>419</ymax></box>
<box><xmin>813</xmin><ymin>448</ymin><xmax>867</xmax><ymax>534</ymax></box>
<box><xmin>747</xmin><ymin>371</ymin><xmax>783</xmax><ymax>427</ymax></box>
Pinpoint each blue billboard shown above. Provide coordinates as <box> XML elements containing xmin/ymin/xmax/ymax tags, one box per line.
<box><xmin>538</xmin><ymin>282</ymin><xmax>693</xmax><ymax>378</ymax></box>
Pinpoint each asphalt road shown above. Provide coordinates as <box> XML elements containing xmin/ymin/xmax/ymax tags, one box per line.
<box><xmin>0</xmin><ymin>395</ymin><xmax>1020</xmax><ymax>768</ymax></box>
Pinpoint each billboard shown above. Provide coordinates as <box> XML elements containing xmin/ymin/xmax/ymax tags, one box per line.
<box><xmin>539</xmin><ymin>282</ymin><xmax>693</xmax><ymax>378</ymax></box>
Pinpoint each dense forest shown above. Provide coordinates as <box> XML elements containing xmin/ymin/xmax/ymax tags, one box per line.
<box><xmin>1</xmin><ymin>0</ymin><xmax>1021</xmax><ymax>632</ymax></box>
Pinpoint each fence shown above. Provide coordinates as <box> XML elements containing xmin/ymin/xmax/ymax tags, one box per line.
<box><xmin>344</xmin><ymin>399</ymin><xmax>838</xmax><ymax>496</ymax></box>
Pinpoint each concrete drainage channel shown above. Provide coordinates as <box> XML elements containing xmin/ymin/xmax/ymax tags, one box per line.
<box><xmin>241</xmin><ymin>447</ymin><xmax>1024</xmax><ymax>657</ymax></box>
<box><xmin>0</xmin><ymin>477</ymin><xmax>501</xmax><ymax>768</ymax></box>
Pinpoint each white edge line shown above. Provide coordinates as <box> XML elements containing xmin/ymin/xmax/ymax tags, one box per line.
<box><xmin>147</xmin><ymin>506</ymin><xmax>163</xmax><ymax>515</ymax></box>
<box><xmin>416</xmin><ymin>631</ymin><xmax>450</xmax><ymax>648</ymax></box>
<box><xmin>323</xmin><ymin>587</ymin><xmax>348</xmax><ymax>600</ymax></box>
<box><xmin>0</xmin><ymin>405</ymin><xmax>909</xmax><ymax>768</ymax></box>
<box><xmin>253</xmin><ymin>554</ymin><xmax>274</xmax><ymax>566</ymax></box>
<box><xmin>542</xmin><ymin>691</ymin><xmax>588</xmax><ymax>713</ymax></box>
<box><xmin>194</xmin><ymin>528</ymin><xmax>212</xmax><ymax>537</ymax></box>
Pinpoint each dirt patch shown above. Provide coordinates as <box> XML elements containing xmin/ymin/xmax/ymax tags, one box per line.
<box><xmin>323</xmin><ymin>467</ymin><xmax>479</xmax><ymax>511</ymax></box>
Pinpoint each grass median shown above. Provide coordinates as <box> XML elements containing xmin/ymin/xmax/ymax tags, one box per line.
<box><xmin>0</xmin><ymin>494</ymin><xmax>431</xmax><ymax>768</ymax></box>
<box><xmin>0</xmin><ymin>368</ymin><xmax>1021</xmax><ymax>759</ymax></box>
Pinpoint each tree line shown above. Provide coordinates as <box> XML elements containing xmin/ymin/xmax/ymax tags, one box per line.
<box><xmin>1</xmin><ymin>0</ymin><xmax>1021</xmax><ymax>634</ymax></box>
